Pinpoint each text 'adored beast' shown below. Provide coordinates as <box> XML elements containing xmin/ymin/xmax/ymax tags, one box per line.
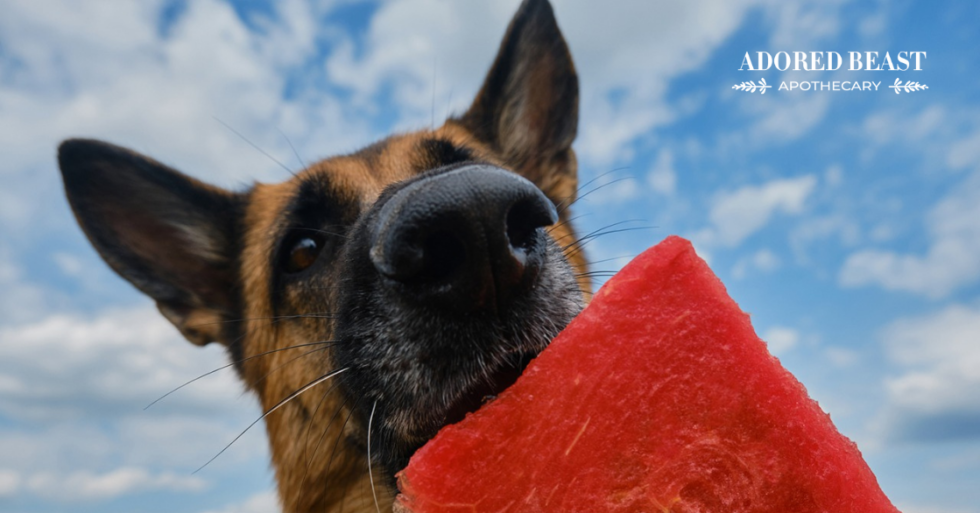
<box><xmin>739</xmin><ymin>51</ymin><xmax>927</xmax><ymax>71</ymax></box>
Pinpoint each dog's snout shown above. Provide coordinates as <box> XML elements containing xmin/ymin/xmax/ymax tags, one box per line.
<box><xmin>369</xmin><ymin>164</ymin><xmax>557</xmax><ymax>311</ymax></box>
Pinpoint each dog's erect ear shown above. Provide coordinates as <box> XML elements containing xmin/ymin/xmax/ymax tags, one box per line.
<box><xmin>459</xmin><ymin>0</ymin><xmax>579</xmax><ymax>204</ymax></box>
<box><xmin>58</xmin><ymin>139</ymin><xmax>244</xmax><ymax>346</ymax></box>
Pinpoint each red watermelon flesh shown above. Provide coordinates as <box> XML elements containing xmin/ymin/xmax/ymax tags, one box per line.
<box><xmin>395</xmin><ymin>235</ymin><xmax>898</xmax><ymax>513</ymax></box>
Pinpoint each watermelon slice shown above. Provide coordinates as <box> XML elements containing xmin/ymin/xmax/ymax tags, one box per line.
<box><xmin>395</xmin><ymin>236</ymin><xmax>898</xmax><ymax>513</ymax></box>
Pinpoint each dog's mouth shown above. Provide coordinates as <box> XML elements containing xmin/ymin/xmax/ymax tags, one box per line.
<box><xmin>442</xmin><ymin>350</ymin><xmax>538</xmax><ymax>428</ymax></box>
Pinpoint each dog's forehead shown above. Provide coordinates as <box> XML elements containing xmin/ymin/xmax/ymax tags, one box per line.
<box><xmin>255</xmin><ymin>125</ymin><xmax>493</xmax><ymax>215</ymax></box>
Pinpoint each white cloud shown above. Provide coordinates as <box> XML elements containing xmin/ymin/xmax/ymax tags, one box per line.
<box><xmin>862</xmin><ymin>105</ymin><xmax>946</xmax><ymax>150</ymax></box>
<box><xmin>0</xmin><ymin>0</ymin><xmax>374</xmax><ymax>235</ymax></box>
<box><xmin>764</xmin><ymin>0</ymin><xmax>850</xmax><ymax>48</ymax></box>
<box><xmin>562</xmin><ymin>0</ymin><xmax>760</xmax><ymax>165</ymax></box>
<box><xmin>874</xmin><ymin>303</ymin><xmax>980</xmax><ymax>443</ymax></box>
<box><xmin>732</xmin><ymin>248</ymin><xmax>781</xmax><ymax>279</ymax></box>
<box><xmin>0</xmin><ymin>466</ymin><xmax>209</xmax><ymax>502</ymax></box>
<box><xmin>696</xmin><ymin>174</ymin><xmax>817</xmax><ymax>247</ymax></box>
<box><xmin>0</xmin><ymin>305</ymin><xmax>272</xmax><ymax>470</ymax></box>
<box><xmin>742</xmin><ymin>93</ymin><xmax>831</xmax><ymax>146</ymax></box>
<box><xmin>790</xmin><ymin>213</ymin><xmax>861</xmax><ymax>263</ymax></box>
<box><xmin>26</xmin><ymin>468</ymin><xmax>207</xmax><ymax>501</ymax></box>
<box><xmin>325</xmin><ymin>0</ymin><xmax>520</xmax><ymax>125</ymax></box>
<box><xmin>824</xmin><ymin>346</ymin><xmax>859</xmax><ymax>367</ymax></box>
<box><xmin>840</xmin><ymin>171</ymin><xmax>980</xmax><ymax>298</ymax></box>
<box><xmin>0</xmin><ymin>306</ymin><xmax>247</xmax><ymax>421</ymax></box>
<box><xmin>51</xmin><ymin>252</ymin><xmax>84</xmax><ymax>277</ymax></box>
<box><xmin>762</xmin><ymin>326</ymin><xmax>799</xmax><ymax>355</ymax></box>
<box><xmin>859</xmin><ymin>105</ymin><xmax>952</xmax><ymax>166</ymax></box>
<box><xmin>930</xmin><ymin>448</ymin><xmax>980</xmax><ymax>473</ymax></box>
<box><xmin>0</xmin><ymin>0</ymin><xmax>857</xmax><ymax>242</ymax></box>
<box><xmin>0</xmin><ymin>305</ymin><xmax>266</xmax><ymax>475</ymax></box>
<box><xmin>0</xmin><ymin>416</ymin><xmax>269</xmax><ymax>484</ymax></box>
<box><xmin>324</xmin><ymin>0</ymin><xmax>851</xmax><ymax>167</ymax></box>
<box><xmin>947</xmin><ymin>128</ymin><xmax>980</xmax><ymax>171</ymax></box>
<box><xmin>200</xmin><ymin>490</ymin><xmax>281</xmax><ymax>513</ymax></box>
<box><xmin>824</xmin><ymin>164</ymin><xmax>843</xmax><ymax>187</ymax></box>
<box><xmin>898</xmin><ymin>505</ymin><xmax>977</xmax><ymax>513</ymax></box>
<box><xmin>0</xmin><ymin>469</ymin><xmax>20</xmax><ymax>497</ymax></box>
<box><xmin>0</xmin><ymin>306</ymin><xmax>273</xmax><ymax>503</ymax></box>
<box><xmin>0</xmin><ymin>247</ymin><xmax>54</xmax><ymax>324</ymax></box>
<box><xmin>858</xmin><ymin>9</ymin><xmax>888</xmax><ymax>38</ymax></box>
<box><xmin>647</xmin><ymin>149</ymin><xmax>677</xmax><ymax>195</ymax></box>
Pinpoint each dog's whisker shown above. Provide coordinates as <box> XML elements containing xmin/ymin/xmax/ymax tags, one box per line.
<box><xmin>278</xmin><ymin>127</ymin><xmax>310</xmax><ymax>172</ymax></box>
<box><xmin>558</xmin><ymin>173</ymin><xmax>636</xmax><ymax>216</ymax></box>
<box><xmin>431</xmin><ymin>55</ymin><xmax>437</xmax><ymax>129</ymax></box>
<box><xmin>367</xmin><ymin>399</ymin><xmax>382</xmax><ymax>513</ymax></box>
<box><xmin>560</xmin><ymin>220</ymin><xmax>648</xmax><ymax>253</ymax></box>
<box><xmin>569</xmin><ymin>225</ymin><xmax>656</xmax><ymax>247</ymax></box>
<box><xmin>575</xmin><ymin>270</ymin><xmax>619</xmax><ymax>278</ymax></box>
<box><xmin>291</xmin><ymin>226</ymin><xmax>351</xmax><ymax>239</ymax></box>
<box><xmin>565</xmin><ymin>226</ymin><xmax>656</xmax><ymax>261</ymax></box>
<box><xmin>555</xmin><ymin>166</ymin><xmax>631</xmax><ymax>214</ymax></box>
<box><xmin>241</xmin><ymin>346</ymin><xmax>332</xmax><ymax>396</ymax></box>
<box><xmin>574</xmin><ymin>174</ymin><xmax>635</xmax><ymax>202</ymax></box>
<box><xmin>193</xmin><ymin>367</ymin><xmax>349</xmax><ymax>474</ymax></box>
<box><xmin>301</xmin><ymin>392</ymin><xmax>347</xmax><ymax>487</ymax></box>
<box><xmin>444</xmin><ymin>88</ymin><xmax>454</xmax><ymax>123</ymax></box>
<box><xmin>144</xmin><ymin>340</ymin><xmax>339</xmax><ymax>410</ymax></box>
<box><xmin>575</xmin><ymin>166</ymin><xmax>632</xmax><ymax>196</ymax></box>
<box><xmin>213</xmin><ymin>116</ymin><xmax>298</xmax><ymax>178</ymax></box>
<box><xmin>568</xmin><ymin>224</ymin><xmax>655</xmax><ymax>248</ymax></box>
<box><xmin>545</xmin><ymin>213</ymin><xmax>589</xmax><ymax>239</ymax></box>
<box><xmin>331</xmin><ymin>403</ymin><xmax>358</xmax><ymax>507</ymax></box>
<box><xmin>305</xmin><ymin>394</ymin><xmax>347</xmax><ymax>472</ymax></box>
<box><xmin>585</xmin><ymin>254</ymin><xmax>637</xmax><ymax>266</ymax></box>
<box><xmin>185</xmin><ymin>313</ymin><xmax>337</xmax><ymax>329</ymax></box>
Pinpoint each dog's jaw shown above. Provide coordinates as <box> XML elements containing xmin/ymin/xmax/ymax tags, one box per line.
<box><xmin>332</xmin><ymin>210</ymin><xmax>584</xmax><ymax>478</ymax></box>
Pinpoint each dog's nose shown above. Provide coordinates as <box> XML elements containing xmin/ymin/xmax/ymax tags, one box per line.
<box><xmin>370</xmin><ymin>164</ymin><xmax>557</xmax><ymax>311</ymax></box>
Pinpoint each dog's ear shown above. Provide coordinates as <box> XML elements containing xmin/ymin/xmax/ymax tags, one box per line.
<box><xmin>58</xmin><ymin>139</ymin><xmax>244</xmax><ymax>346</ymax></box>
<box><xmin>458</xmin><ymin>0</ymin><xmax>579</xmax><ymax>205</ymax></box>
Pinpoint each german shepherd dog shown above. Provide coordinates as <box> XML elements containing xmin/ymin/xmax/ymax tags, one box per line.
<box><xmin>58</xmin><ymin>0</ymin><xmax>588</xmax><ymax>510</ymax></box>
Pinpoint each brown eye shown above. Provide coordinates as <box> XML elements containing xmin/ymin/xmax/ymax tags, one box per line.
<box><xmin>283</xmin><ymin>235</ymin><xmax>323</xmax><ymax>273</ymax></box>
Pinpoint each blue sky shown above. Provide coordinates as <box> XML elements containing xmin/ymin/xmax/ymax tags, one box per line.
<box><xmin>1</xmin><ymin>0</ymin><xmax>978</xmax><ymax>511</ymax></box>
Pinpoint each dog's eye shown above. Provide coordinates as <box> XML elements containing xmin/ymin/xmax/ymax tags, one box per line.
<box><xmin>282</xmin><ymin>234</ymin><xmax>325</xmax><ymax>273</ymax></box>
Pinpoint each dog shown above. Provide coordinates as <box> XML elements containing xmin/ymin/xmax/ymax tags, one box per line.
<box><xmin>58</xmin><ymin>0</ymin><xmax>588</xmax><ymax>510</ymax></box>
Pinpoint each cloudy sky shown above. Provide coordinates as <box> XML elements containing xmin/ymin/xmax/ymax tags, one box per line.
<box><xmin>1</xmin><ymin>0</ymin><xmax>978</xmax><ymax>511</ymax></box>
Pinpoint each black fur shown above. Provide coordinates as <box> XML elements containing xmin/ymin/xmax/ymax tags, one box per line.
<box><xmin>331</xmin><ymin>166</ymin><xmax>584</xmax><ymax>480</ymax></box>
<box><xmin>415</xmin><ymin>138</ymin><xmax>474</xmax><ymax>171</ymax></box>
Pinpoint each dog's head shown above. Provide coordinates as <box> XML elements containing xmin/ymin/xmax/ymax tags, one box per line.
<box><xmin>58</xmin><ymin>0</ymin><xmax>586</xmax><ymax>510</ymax></box>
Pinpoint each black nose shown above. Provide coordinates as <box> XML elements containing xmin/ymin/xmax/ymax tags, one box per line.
<box><xmin>369</xmin><ymin>164</ymin><xmax>557</xmax><ymax>312</ymax></box>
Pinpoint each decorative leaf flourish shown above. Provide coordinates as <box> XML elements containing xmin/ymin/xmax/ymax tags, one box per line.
<box><xmin>888</xmin><ymin>78</ymin><xmax>929</xmax><ymax>95</ymax></box>
<box><xmin>731</xmin><ymin>77</ymin><xmax>772</xmax><ymax>95</ymax></box>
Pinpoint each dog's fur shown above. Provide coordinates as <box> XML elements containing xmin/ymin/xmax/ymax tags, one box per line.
<box><xmin>58</xmin><ymin>0</ymin><xmax>589</xmax><ymax>510</ymax></box>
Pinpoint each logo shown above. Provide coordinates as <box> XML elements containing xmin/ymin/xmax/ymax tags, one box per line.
<box><xmin>733</xmin><ymin>51</ymin><xmax>929</xmax><ymax>95</ymax></box>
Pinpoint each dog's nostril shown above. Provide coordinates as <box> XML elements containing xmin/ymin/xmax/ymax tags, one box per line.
<box><xmin>420</xmin><ymin>230</ymin><xmax>466</xmax><ymax>282</ymax></box>
<box><xmin>506</xmin><ymin>198</ymin><xmax>555</xmax><ymax>255</ymax></box>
